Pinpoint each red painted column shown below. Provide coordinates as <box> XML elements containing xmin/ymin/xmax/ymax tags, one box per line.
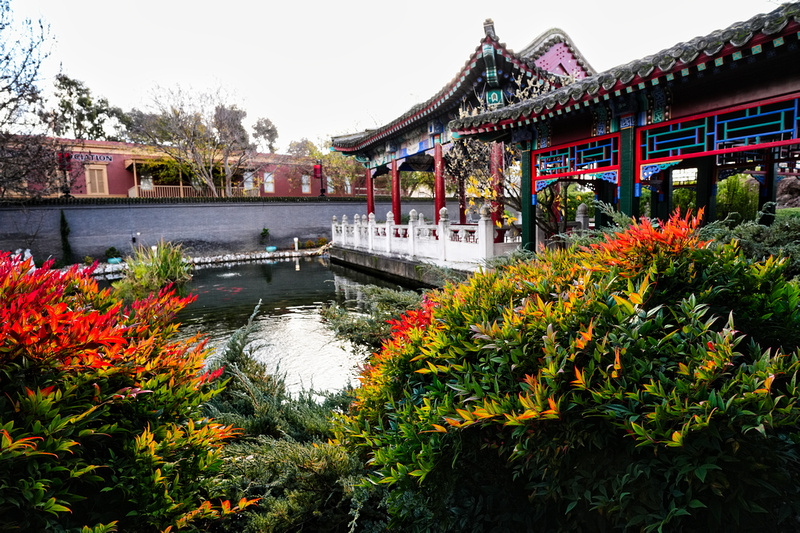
<box><xmin>458</xmin><ymin>177</ymin><xmax>467</xmax><ymax>224</ymax></box>
<box><xmin>434</xmin><ymin>140</ymin><xmax>445</xmax><ymax>223</ymax></box>
<box><xmin>365</xmin><ymin>167</ymin><xmax>375</xmax><ymax>216</ymax></box>
<box><xmin>391</xmin><ymin>156</ymin><xmax>401</xmax><ymax>221</ymax></box>
<box><xmin>491</xmin><ymin>142</ymin><xmax>505</xmax><ymax>243</ymax></box>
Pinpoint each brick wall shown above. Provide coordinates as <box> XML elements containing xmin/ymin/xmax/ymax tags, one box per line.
<box><xmin>0</xmin><ymin>199</ymin><xmax>459</xmax><ymax>261</ymax></box>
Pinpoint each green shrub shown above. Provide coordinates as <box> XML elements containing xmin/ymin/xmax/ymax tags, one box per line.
<box><xmin>673</xmin><ymin>187</ymin><xmax>697</xmax><ymax>217</ymax></box>
<box><xmin>60</xmin><ymin>209</ymin><xmax>72</xmax><ymax>265</ymax></box>
<box><xmin>304</xmin><ymin>239</ymin><xmax>316</xmax><ymax>249</ymax></box>
<box><xmin>113</xmin><ymin>239</ymin><xmax>192</xmax><ymax>302</ymax></box>
<box><xmin>334</xmin><ymin>212</ymin><xmax>800</xmax><ymax>531</ymax></box>
<box><xmin>317</xmin><ymin>236</ymin><xmax>328</xmax><ymax>247</ymax></box>
<box><xmin>777</xmin><ymin>207</ymin><xmax>800</xmax><ymax>221</ymax></box>
<box><xmin>699</xmin><ymin>208</ymin><xmax>800</xmax><ymax>280</ymax></box>
<box><xmin>716</xmin><ymin>173</ymin><xmax>759</xmax><ymax>222</ymax></box>
<box><xmin>104</xmin><ymin>247</ymin><xmax>121</xmax><ymax>260</ymax></box>
<box><xmin>0</xmin><ymin>253</ymin><xmax>254</xmax><ymax>532</ymax></box>
<box><xmin>321</xmin><ymin>285</ymin><xmax>424</xmax><ymax>354</ymax></box>
<box><xmin>203</xmin><ymin>304</ymin><xmax>387</xmax><ymax>532</ymax></box>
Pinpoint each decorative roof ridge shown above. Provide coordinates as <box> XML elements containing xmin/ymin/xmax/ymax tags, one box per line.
<box><xmin>483</xmin><ymin>18</ymin><xmax>497</xmax><ymax>40</ymax></box>
<box><xmin>450</xmin><ymin>1</ymin><xmax>800</xmax><ymax>133</ymax></box>
<box><xmin>331</xmin><ymin>36</ymin><xmax>495</xmax><ymax>151</ymax></box>
<box><xmin>518</xmin><ymin>27</ymin><xmax>597</xmax><ymax>76</ymax></box>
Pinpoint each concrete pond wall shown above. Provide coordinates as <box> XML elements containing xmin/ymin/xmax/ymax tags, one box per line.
<box><xmin>0</xmin><ymin>199</ymin><xmax>459</xmax><ymax>261</ymax></box>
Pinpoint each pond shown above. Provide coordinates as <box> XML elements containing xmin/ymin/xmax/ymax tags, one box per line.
<box><xmin>173</xmin><ymin>257</ymin><xmax>408</xmax><ymax>394</ymax></box>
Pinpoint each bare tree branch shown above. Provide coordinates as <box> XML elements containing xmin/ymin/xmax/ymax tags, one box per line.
<box><xmin>126</xmin><ymin>87</ymin><xmax>257</xmax><ymax>197</ymax></box>
<box><xmin>0</xmin><ymin>0</ymin><xmax>63</xmax><ymax>203</ymax></box>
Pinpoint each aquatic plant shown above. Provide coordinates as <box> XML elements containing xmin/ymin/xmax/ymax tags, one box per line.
<box><xmin>112</xmin><ymin>238</ymin><xmax>192</xmax><ymax>301</ymax></box>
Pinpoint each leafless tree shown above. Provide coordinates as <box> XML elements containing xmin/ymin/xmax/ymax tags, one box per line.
<box><xmin>0</xmin><ymin>0</ymin><xmax>63</xmax><ymax>203</ymax></box>
<box><xmin>127</xmin><ymin>87</ymin><xmax>266</xmax><ymax>197</ymax></box>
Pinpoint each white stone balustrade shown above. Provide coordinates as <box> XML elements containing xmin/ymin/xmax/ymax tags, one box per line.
<box><xmin>332</xmin><ymin>205</ymin><xmax>519</xmax><ymax>266</ymax></box>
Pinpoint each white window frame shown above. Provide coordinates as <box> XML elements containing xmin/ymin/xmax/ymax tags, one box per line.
<box><xmin>243</xmin><ymin>171</ymin><xmax>255</xmax><ymax>190</ymax></box>
<box><xmin>264</xmin><ymin>172</ymin><xmax>275</xmax><ymax>193</ymax></box>
<box><xmin>301</xmin><ymin>174</ymin><xmax>311</xmax><ymax>194</ymax></box>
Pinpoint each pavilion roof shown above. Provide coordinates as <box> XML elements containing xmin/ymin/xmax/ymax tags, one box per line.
<box><xmin>330</xmin><ymin>22</ymin><xmax>594</xmax><ymax>153</ymax></box>
<box><xmin>450</xmin><ymin>2</ymin><xmax>800</xmax><ymax>137</ymax></box>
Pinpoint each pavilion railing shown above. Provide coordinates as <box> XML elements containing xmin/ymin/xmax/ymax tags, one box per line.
<box><xmin>332</xmin><ymin>206</ymin><xmax>520</xmax><ymax>266</ymax></box>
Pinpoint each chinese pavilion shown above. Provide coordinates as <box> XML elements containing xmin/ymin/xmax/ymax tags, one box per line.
<box><xmin>333</xmin><ymin>2</ymin><xmax>800</xmax><ymax>251</ymax></box>
<box><xmin>331</xmin><ymin>20</ymin><xmax>595</xmax><ymax>227</ymax></box>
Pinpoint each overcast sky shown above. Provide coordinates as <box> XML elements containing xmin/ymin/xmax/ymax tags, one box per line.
<box><xmin>17</xmin><ymin>0</ymin><xmax>779</xmax><ymax>152</ymax></box>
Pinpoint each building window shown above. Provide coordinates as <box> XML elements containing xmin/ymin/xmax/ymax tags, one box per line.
<box><xmin>327</xmin><ymin>179</ymin><xmax>335</xmax><ymax>194</ymax></box>
<box><xmin>243</xmin><ymin>171</ymin><xmax>255</xmax><ymax>190</ymax></box>
<box><xmin>344</xmin><ymin>180</ymin><xmax>352</xmax><ymax>194</ymax></box>
<box><xmin>264</xmin><ymin>172</ymin><xmax>275</xmax><ymax>193</ymax></box>
<box><xmin>85</xmin><ymin>165</ymin><xmax>108</xmax><ymax>195</ymax></box>
<box><xmin>302</xmin><ymin>174</ymin><xmax>311</xmax><ymax>194</ymax></box>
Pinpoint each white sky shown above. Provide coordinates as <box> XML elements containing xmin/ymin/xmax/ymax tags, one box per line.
<box><xmin>16</xmin><ymin>0</ymin><xmax>779</xmax><ymax>152</ymax></box>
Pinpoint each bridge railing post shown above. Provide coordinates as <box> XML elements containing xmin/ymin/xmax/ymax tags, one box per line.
<box><xmin>438</xmin><ymin>207</ymin><xmax>449</xmax><ymax>261</ymax></box>
<box><xmin>368</xmin><ymin>213</ymin><xmax>375</xmax><ymax>252</ymax></box>
<box><xmin>478</xmin><ymin>203</ymin><xmax>494</xmax><ymax>261</ymax></box>
<box><xmin>341</xmin><ymin>214</ymin><xmax>349</xmax><ymax>246</ymax></box>
<box><xmin>353</xmin><ymin>214</ymin><xmax>361</xmax><ymax>249</ymax></box>
<box><xmin>408</xmin><ymin>209</ymin><xmax>417</xmax><ymax>258</ymax></box>
<box><xmin>386</xmin><ymin>212</ymin><xmax>394</xmax><ymax>254</ymax></box>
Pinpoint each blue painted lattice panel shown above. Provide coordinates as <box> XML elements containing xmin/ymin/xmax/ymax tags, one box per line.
<box><xmin>535</xmin><ymin>136</ymin><xmax>619</xmax><ymax>178</ymax></box>
<box><xmin>640</xmin><ymin>97</ymin><xmax>800</xmax><ymax>161</ymax></box>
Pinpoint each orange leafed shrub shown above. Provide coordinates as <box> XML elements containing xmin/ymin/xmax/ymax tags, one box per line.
<box><xmin>334</xmin><ymin>212</ymin><xmax>800</xmax><ymax>531</ymax></box>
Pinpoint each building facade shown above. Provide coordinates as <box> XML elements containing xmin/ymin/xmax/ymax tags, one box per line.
<box><xmin>47</xmin><ymin>138</ymin><xmax>361</xmax><ymax>200</ymax></box>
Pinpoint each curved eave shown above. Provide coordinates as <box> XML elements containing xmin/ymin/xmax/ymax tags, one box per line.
<box><xmin>450</xmin><ymin>3</ymin><xmax>800</xmax><ymax>138</ymax></box>
<box><xmin>331</xmin><ymin>35</ymin><xmax>557</xmax><ymax>154</ymax></box>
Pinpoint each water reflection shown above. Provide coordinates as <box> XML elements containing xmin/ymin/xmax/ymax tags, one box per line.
<box><xmin>175</xmin><ymin>257</ymin><xmax>407</xmax><ymax>393</ymax></box>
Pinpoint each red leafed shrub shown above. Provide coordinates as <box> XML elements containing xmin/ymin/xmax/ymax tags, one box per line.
<box><xmin>0</xmin><ymin>253</ymin><xmax>256</xmax><ymax>532</ymax></box>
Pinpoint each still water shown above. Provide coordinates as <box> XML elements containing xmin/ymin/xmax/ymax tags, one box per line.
<box><xmin>174</xmin><ymin>257</ymin><xmax>405</xmax><ymax>394</ymax></box>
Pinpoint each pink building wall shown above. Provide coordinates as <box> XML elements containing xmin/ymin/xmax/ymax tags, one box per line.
<box><xmin>58</xmin><ymin>139</ymin><xmax>361</xmax><ymax>199</ymax></box>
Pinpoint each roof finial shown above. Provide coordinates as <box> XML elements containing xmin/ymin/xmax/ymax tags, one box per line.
<box><xmin>483</xmin><ymin>18</ymin><xmax>497</xmax><ymax>40</ymax></box>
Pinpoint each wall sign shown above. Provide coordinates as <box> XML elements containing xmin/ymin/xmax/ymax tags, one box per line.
<box><xmin>72</xmin><ymin>154</ymin><xmax>113</xmax><ymax>163</ymax></box>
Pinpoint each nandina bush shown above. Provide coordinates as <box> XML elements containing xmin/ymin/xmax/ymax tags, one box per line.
<box><xmin>0</xmin><ymin>253</ymin><xmax>255</xmax><ymax>532</ymax></box>
<box><xmin>334</xmin><ymin>213</ymin><xmax>800</xmax><ymax>532</ymax></box>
